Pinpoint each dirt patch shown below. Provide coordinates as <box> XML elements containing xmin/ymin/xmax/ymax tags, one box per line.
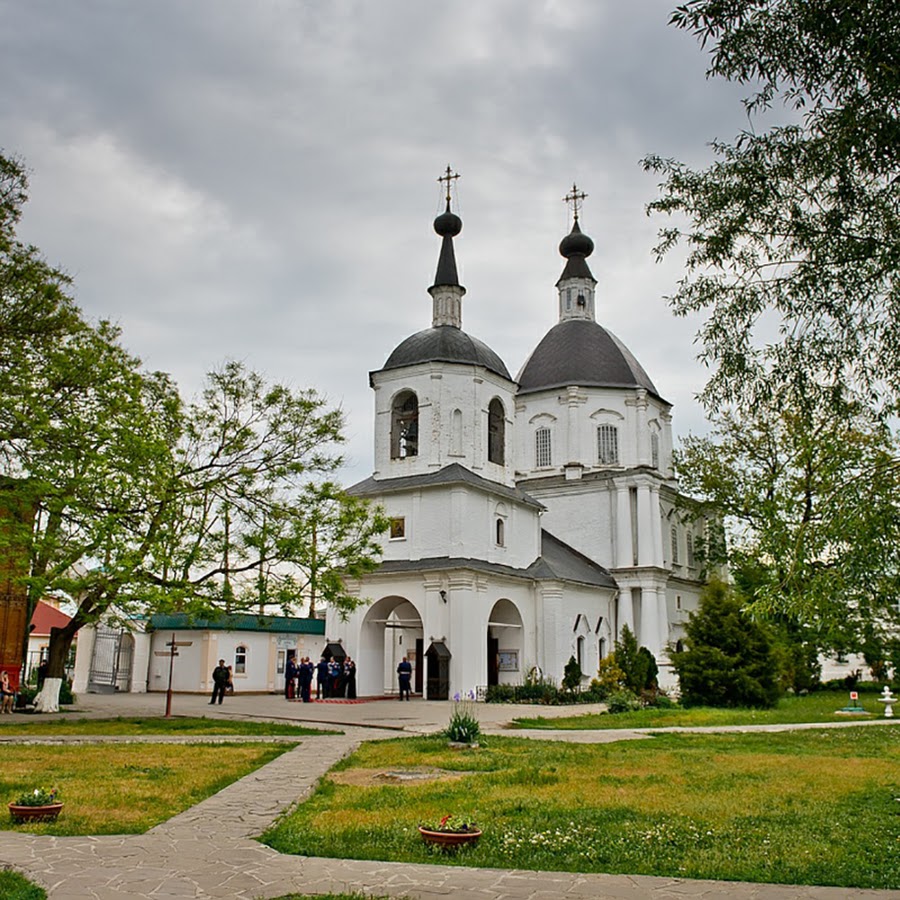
<box><xmin>330</xmin><ymin>766</ymin><xmax>471</xmax><ymax>787</ymax></box>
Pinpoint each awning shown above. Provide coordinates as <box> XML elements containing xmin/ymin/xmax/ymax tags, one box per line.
<box><xmin>425</xmin><ymin>641</ymin><xmax>451</xmax><ymax>659</ymax></box>
<box><xmin>323</xmin><ymin>642</ymin><xmax>347</xmax><ymax>661</ymax></box>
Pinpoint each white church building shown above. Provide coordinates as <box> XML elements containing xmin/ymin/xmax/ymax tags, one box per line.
<box><xmin>325</xmin><ymin>180</ymin><xmax>707</xmax><ymax>699</ymax></box>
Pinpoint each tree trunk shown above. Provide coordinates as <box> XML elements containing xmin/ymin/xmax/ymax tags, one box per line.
<box><xmin>32</xmin><ymin>621</ymin><xmax>77</xmax><ymax>713</ymax></box>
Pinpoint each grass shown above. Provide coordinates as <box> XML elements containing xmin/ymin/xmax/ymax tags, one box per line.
<box><xmin>511</xmin><ymin>689</ymin><xmax>886</xmax><ymax>729</ymax></box>
<box><xmin>0</xmin><ymin>869</ymin><xmax>46</xmax><ymax>900</ymax></box>
<box><xmin>0</xmin><ymin>716</ymin><xmax>336</xmax><ymax>736</ymax></box>
<box><xmin>262</xmin><ymin>727</ymin><xmax>900</xmax><ymax>889</ymax></box>
<box><xmin>0</xmin><ymin>742</ymin><xmax>292</xmax><ymax>835</ymax></box>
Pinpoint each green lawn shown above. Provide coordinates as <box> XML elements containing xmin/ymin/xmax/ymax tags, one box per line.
<box><xmin>1</xmin><ymin>742</ymin><xmax>293</xmax><ymax>835</ymax></box>
<box><xmin>0</xmin><ymin>716</ymin><xmax>335</xmax><ymax>736</ymax></box>
<box><xmin>511</xmin><ymin>690</ymin><xmax>884</xmax><ymax>729</ymax></box>
<box><xmin>262</xmin><ymin>727</ymin><xmax>900</xmax><ymax>889</ymax></box>
<box><xmin>0</xmin><ymin>869</ymin><xmax>46</xmax><ymax>900</ymax></box>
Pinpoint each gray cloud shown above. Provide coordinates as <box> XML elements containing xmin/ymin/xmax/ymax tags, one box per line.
<box><xmin>1</xmin><ymin>0</ymin><xmax>751</xmax><ymax>482</ymax></box>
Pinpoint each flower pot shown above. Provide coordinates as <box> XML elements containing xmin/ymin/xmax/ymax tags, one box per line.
<box><xmin>8</xmin><ymin>802</ymin><xmax>63</xmax><ymax>823</ymax></box>
<box><xmin>418</xmin><ymin>825</ymin><xmax>482</xmax><ymax>847</ymax></box>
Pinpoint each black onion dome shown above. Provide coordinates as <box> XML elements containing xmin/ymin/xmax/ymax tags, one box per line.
<box><xmin>517</xmin><ymin>319</ymin><xmax>663</xmax><ymax>400</ymax></box>
<box><xmin>559</xmin><ymin>220</ymin><xmax>594</xmax><ymax>259</ymax></box>
<box><xmin>380</xmin><ymin>326</ymin><xmax>511</xmax><ymax>380</ymax></box>
<box><xmin>434</xmin><ymin>207</ymin><xmax>462</xmax><ymax>237</ymax></box>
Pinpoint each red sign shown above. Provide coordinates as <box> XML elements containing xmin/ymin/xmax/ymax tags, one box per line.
<box><xmin>850</xmin><ymin>691</ymin><xmax>859</xmax><ymax>700</ymax></box>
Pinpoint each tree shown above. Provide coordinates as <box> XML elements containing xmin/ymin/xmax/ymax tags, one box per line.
<box><xmin>0</xmin><ymin>153</ymin><xmax>388</xmax><ymax>711</ymax></box>
<box><xmin>613</xmin><ymin>624</ymin><xmax>658</xmax><ymax>694</ymax></box>
<box><xmin>671</xmin><ymin>578</ymin><xmax>780</xmax><ymax>708</ymax></box>
<box><xmin>562</xmin><ymin>655</ymin><xmax>583</xmax><ymax>693</ymax></box>
<box><xmin>644</xmin><ymin>1</ymin><xmax>900</xmax><ymax>415</ymax></box>
<box><xmin>676</xmin><ymin>393</ymin><xmax>900</xmax><ymax>656</ymax></box>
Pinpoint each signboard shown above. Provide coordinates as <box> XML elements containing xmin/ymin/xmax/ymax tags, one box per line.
<box><xmin>498</xmin><ymin>650</ymin><xmax>519</xmax><ymax>672</ymax></box>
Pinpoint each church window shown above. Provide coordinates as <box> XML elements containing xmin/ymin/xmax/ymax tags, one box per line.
<box><xmin>597</xmin><ymin>424</ymin><xmax>619</xmax><ymax>465</ymax></box>
<box><xmin>389</xmin><ymin>517</ymin><xmax>406</xmax><ymax>540</ymax></box>
<box><xmin>450</xmin><ymin>408</ymin><xmax>463</xmax><ymax>455</ymax></box>
<box><xmin>576</xmin><ymin>635</ymin><xmax>585</xmax><ymax>671</ymax></box>
<box><xmin>234</xmin><ymin>645</ymin><xmax>247</xmax><ymax>675</ymax></box>
<box><xmin>676</xmin><ymin>594</ymin><xmax>682</xmax><ymax>610</ymax></box>
<box><xmin>566</xmin><ymin>288</ymin><xmax>572</xmax><ymax>310</ymax></box>
<box><xmin>599</xmin><ymin>637</ymin><xmax>607</xmax><ymax>660</ymax></box>
<box><xmin>535</xmin><ymin>427</ymin><xmax>552</xmax><ymax>468</ymax></box>
<box><xmin>671</xmin><ymin>525</ymin><xmax>679</xmax><ymax>565</ymax></box>
<box><xmin>488</xmin><ymin>398</ymin><xmax>505</xmax><ymax>465</ymax></box>
<box><xmin>651</xmin><ymin>432</ymin><xmax>660</xmax><ymax>469</ymax></box>
<box><xmin>686</xmin><ymin>533</ymin><xmax>694</xmax><ymax>567</ymax></box>
<box><xmin>495</xmin><ymin>517</ymin><xmax>505</xmax><ymax>546</ymax></box>
<box><xmin>675</xmin><ymin>639</ymin><xmax>685</xmax><ymax>654</ymax></box>
<box><xmin>390</xmin><ymin>391</ymin><xmax>419</xmax><ymax>459</ymax></box>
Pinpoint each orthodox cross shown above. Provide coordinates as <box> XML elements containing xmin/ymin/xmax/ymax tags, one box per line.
<box><xmin>438</xmin><ymin>165</ymin><xmax>460</xmax><ymax>206</ymax></box>
<box><xmin>564</xmin><ymin>183</ymin><xmax>588</xmax><ymax>223</ymax></box>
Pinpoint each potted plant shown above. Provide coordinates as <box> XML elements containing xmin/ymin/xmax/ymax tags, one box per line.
<box><xmin>418</xmin><ymin>814</ymin><xmax>481</xmax><ymax>847</ymax></box>
<box><xmin>9</xmin><ymin>787</ymin><xmax>63</xmax><ymax>823</ymax></box>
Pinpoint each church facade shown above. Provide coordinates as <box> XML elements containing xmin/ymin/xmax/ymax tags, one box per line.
<box><xmin>325</xmin><ymin>182</ymin><xmax>707</xmax><ymax>698</ymax></box>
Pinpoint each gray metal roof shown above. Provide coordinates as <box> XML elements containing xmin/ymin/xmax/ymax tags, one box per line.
<box><xmin>364</xmin><ymin>529</ymin><xmax>616</xmax><ymax>590</ymax></box>
<box><xmin>348</xmin><ymin>463</ymin><xmax>544</xmax><ymax>510</ymax></box>
<box><xmin>516</xmin><ymin>319</ymin><xmax>663</xmax><ymax>400</ymax></box>
<box><xmin>377</xmin><ymin>326</ymin><xmax>511</xmax><ymax>381</ymax></box>
<box><xmin>148</xmin><ymin>613</ymin><xmax>325</xmax><ymax>635</ymax></box>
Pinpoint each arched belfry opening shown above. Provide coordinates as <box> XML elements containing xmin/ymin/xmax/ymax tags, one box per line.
<box><xmin>487</xmin><ymin>598</ymin><xmax>524</xmax><ymax>687</ymax></box>
<box><xmin>359</xmin><ymin>596</ymin><xmax>424</xmax><ymax>697</ymax></box>
<box><xmin>390</xmin><ymin>391</ymin><xmax>419</xmax><ymax>459</ymax></box>
<box><xmin>488</xmin><ymin>397</ymin><xmax>505</xmax><ymax>465</ymax></box>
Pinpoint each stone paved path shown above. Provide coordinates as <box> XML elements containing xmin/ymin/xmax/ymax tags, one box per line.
<box><xmin>1</xmin><ymin>693</ymin><xmax>897</xmax><ymax>899</ymax></box>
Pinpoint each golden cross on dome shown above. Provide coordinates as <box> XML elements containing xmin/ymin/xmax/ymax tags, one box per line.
<box><xmin>563</xmin><ymin>183</ymin><xmax>588</xmax><ymax>223</ymax></box>
<box><xmin>438</xmin><ymin>165</ymin><xmax>460</xmax><ymax>206</ymax></box>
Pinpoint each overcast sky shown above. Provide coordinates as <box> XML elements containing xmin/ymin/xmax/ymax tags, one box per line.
<box><xmin>1</xmin><ymin>1</ymin><xmax>751</xmax><ymax>485</ymax></box>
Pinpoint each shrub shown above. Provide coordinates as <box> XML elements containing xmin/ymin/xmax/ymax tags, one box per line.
<box><xmin>671</xmin><ymin>578</ymin><xmax>780</xmax><ymax>708</ymax></box>
<box><xmin>445</xmin><ymin>698</ymin><xmax>481</xmax><ymax>743</ymax></box>
<box><xmin>607</xmin><ymin>689</ymin><xmax>641</xmax><ymax>713</ymax></box>
<box><xmin>561</xmin><ymin>655</ymin><xmax>583</xmax><ymax>693</ymax></box>
<box><xmin>614</xmin><ymin>625</ymin><xmax>658</xmax><ymax>693</ymax></box>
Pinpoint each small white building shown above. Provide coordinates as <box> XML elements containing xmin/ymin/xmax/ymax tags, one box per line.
<box><xmin>73</xmin><ymin>613</ymin><xmax>326</xmax><ymax>695</ymax></box>
<box><xmin>325</xmin><ymin>187</ymin><xmax>709</xmax><ymax>699</ymax></box>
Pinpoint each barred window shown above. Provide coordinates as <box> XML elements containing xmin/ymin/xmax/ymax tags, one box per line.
<box><xmin>535</xmin><ymin>427</ymin><xmax>552</xmax><ymax>467</ymax></box>
<box><xmin>671</xmin><ymin>525</ymin><xmax>679</xmax><ymax>565</ymax></box>
<box><xmin>597</xmin><ymin>424</ymin><xmax>619</xmax><ymax>465</ymax></box>
<box><xmin>686</xmin><ymin>532</ymin><xmax>694</xmax><ymax>567</ymax></box>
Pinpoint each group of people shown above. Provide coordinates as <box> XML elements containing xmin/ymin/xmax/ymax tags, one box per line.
<box><xmin>285</xmin><ymin>655</ymin><xmax>357</xmax><ymax>701</ymax></box>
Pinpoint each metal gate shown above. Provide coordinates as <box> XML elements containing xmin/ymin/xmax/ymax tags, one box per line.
<box><xmin>88</xmin><ymin>625</ymin><xmax>134</xmax><ymax>693</ymax></box>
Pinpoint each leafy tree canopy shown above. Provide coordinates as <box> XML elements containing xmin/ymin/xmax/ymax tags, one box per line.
<box><xmin>644</xmin><ymin>0</ymin><xmax>900</xmax><ymax>414</ymax></box>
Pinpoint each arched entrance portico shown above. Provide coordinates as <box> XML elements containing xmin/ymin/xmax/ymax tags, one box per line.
<box><xmin>487</xmin><ymin>598</ymin><xmax>524</xmax><ymax>687</ymax></box>
<box><xmin>359</xmin><ymin>596</ymin><xmax>424</xmax><ymax>697</ymax></box>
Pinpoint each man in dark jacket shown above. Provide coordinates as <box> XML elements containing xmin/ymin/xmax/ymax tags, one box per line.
<box><xmin>397</xmin><ymin>656</ymin><xmax>412</xmax><ymax>701</ymax></box>
<box><xmin>210</xmin><ymin>659</ymin><xmax>230</xmax><ymax>705</ymax></box>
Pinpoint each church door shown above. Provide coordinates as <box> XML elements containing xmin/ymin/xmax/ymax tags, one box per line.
<box><xmin>487</xmin><ymin>635</ymin><xmax>499</xmax><ymax>687</ymax></box>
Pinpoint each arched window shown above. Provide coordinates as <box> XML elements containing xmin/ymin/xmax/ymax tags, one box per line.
<box><xmin>597</xmin><ymin>424</ymin><xmax>619</xmax><ymax>465</ymax></box>
<box><xmin>686</xmin><ymin>533</ymin><xmax>694</xmax><ymax>567</ymax></box>
<box><xmin>671</xmin><ymin>525</ymin><xmax>679</xmax><ymax>565</ymax></box>
<box><xmin>651</xmin><ymin>432</ymin><xmax>660</xmax><ymax>469</ymax></box>
<box><xmin>390</xmin><ymin>391</ymin><xmax>419</xmax><ymax>459</ymax></box>
<box><xmin>535</xmin><ymin>427</ymin><xmax>552</xmax><ymax>467</ymax></box>
<box><xmin>599</xmin><ymin>637</ymin><xmax>607</xmax><ymax>660</ymax></box>
<box><xmin>576</xmin><ymin>635</ymin><xmax>585</xmax><ymax>671</ymax></box>
<box><xmin>495</xmin><ymin>517</ymin><xmax>505</xmax><ymax>547</ymax></box>
<box><xmin>488</xmin><ymin>398</ymin><xmax>505</xmax><ymax>465</ymax></box>
<box><xmin>234</xmin><ymin>645</ymin><xmax>247</xmax><ymax>675</ymax></box>
<box><xmin>450</xmin><ymin>408</ymin><xmax>463</xmax><ymax>455</ymax></box>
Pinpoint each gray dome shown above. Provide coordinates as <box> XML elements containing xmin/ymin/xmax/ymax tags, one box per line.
<box><xmin>381</xmin><ymin>326</ymin><xmax>511</xmax><ymax>380</ymax></box>
<box><xmin>517</xmin><ymin>319</ymin><xmax>663</xmax><ymax>399</ymax></box>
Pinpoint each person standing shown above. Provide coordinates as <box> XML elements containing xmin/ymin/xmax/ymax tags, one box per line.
<box><xmin>298</xmin><ymin>657</ymin><xmax>314</xmax><ymax>702</ymax></box>
<box><xmin>210</xmin><ymin>659</ymin><xmax>229</xmax><ymax>705</ymax></box>
<box><xmin>315</xmin><ymin>656</ymin><xmax>328</xmax><ymax>699</ymax></box>
<box><xmin>344</xmin><ymin>657</ymin><xmax>357</xmax><ymax>700</ymax></box>
<box><xmin>397</xmin><ymin>656</ymin><xmax>412</xmax><ymax>701</ymax></box>
<box><xmin>284</xmin><ymin>655</ymin><xmax>297</xmax><ymax>699</ymax></box>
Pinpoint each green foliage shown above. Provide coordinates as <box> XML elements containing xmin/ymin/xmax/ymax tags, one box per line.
<box><xmin>561</xmin><ymin>655</ymin><xmax>583</xmax><ymax>693</ymax></box>
<box><xmin>676</xmin><ymin>396</ymin><xmax>900</xmax><ymax>655</ymax></box>
<box><xmin>445</xmin><ymin>699</ymin><xmax>481</xmax><ymax>744</ymax></box>
<box><xmin>671</xmin><ymin>579</ymin><xmax>780</xmax><ymax>708</ymax></box>
<box><xmin>0</xmin><ymin>153</ymin><xmax>387</xmax><ymax>710</ymax></box>
<box><xmin>644</xmin><ymin>0</ymin><xmax>900</xmax><ymax>416</ymax></box>
<box><xmin>612</xmin><ymin>625</ymin><xmax>658</xmax><ymax>693</ymax></box>
<box><xmin>13</xmin><ymin>787</ymin><xmax>58</xmax><ymax>807</ymax></box>
<box><xmin>606</xmin><ymin>690</ymin><xmax>641</xmax><ymax>713</ymax></box>
<box><xmin>590</xmin><ymin>655</ymin><xmax>625</xmax><ymax>698</ymax></box>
